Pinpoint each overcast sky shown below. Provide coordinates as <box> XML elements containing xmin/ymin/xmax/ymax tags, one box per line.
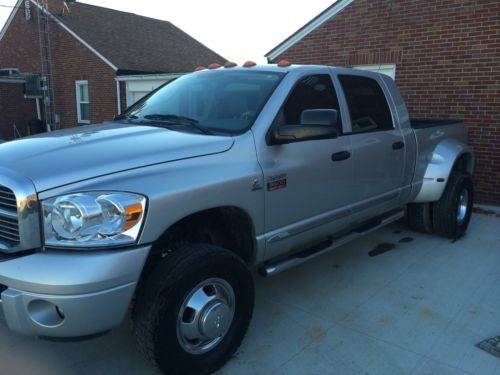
<box><xmin>0</xmin><ymin>0</ymin><xmax>335</xmax><ymax>63</ymax></box>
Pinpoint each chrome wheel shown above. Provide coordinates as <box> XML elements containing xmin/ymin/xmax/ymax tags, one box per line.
<box><xmin>177</xmin><ymin>278</ymin><xmax>235</xmax><ymax>355</ymax></box>
<box><xmin>456</xmin><ymin>188</ymin><xmax>469</xmax><ymax>225</ymax></box>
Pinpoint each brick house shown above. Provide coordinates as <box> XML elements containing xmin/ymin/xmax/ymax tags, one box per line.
<box><xmin>0</xmin><ymin>0</ymin><xmax>225</xmax><ymax>140</ymax></box>
<box><xmin>266</xmin><ymin>0</ymin><xmax>500</xmax><ymax>204</ymax></box>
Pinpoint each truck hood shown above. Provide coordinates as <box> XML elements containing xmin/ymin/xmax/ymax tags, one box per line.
<box><xmin>0</xmin><ymin>122</ymin><xmax>234</xmax><ymax>192</ymax></box>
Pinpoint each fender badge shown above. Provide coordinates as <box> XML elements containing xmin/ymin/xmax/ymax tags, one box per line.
<box><xmin>267</xmin><ymin>173</ymin><xmax>287</xmax><ymax>192</ymax></box>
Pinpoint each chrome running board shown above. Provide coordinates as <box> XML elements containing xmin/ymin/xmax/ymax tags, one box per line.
<box><xmin>260</xmin><ymin>209</ymin><xmax>405</xmax><ymax>277</ymax></box>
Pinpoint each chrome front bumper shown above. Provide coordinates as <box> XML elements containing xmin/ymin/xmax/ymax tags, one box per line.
<box><xmin>0</xmin><ymin>245</ymin><xmax>150</xmax><ymax>338</ymax></box>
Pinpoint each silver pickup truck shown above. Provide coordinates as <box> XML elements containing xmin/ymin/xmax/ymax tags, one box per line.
<box><xmin>0</xmin><ymin>64</ymin><xmax>473</xmax><ymax>374</ymax></box>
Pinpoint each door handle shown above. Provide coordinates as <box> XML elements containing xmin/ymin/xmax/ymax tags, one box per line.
<box><xmin>331</xmin><ymin>151</ymin><xmax>351</xmax><ymax>162</ymax></box>
<box><xmin>392</xmin><ymin>141</ymin><xmax>405</xmax><ymax>150</ymax></box>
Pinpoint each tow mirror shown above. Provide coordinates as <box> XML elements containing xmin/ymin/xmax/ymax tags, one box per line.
<box><xmin>300</xmin><ymin>109</ymin><xmax>338</xmax><ymax>126</ymax></box>
<box><xmin>268</xmin><ymin>109</ymin><xmax>339</xmax><ymax>145</ymax></box>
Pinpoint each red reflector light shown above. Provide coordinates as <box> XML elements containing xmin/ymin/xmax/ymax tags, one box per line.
<box><xmin>277</xmin><ymin>60</ymin><xmax>291</xmax><ymax>67</ymax></box>
<box><xmin>208</xmin><ymin>63</ymin><xmax>221</xmax><ymax>69</ymax></box>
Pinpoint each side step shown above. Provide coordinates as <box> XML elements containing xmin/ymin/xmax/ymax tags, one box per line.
<box><xmin>260</xmin><ymin>209</ymin><xmax>405</xmax><ymax>277</ymax></box>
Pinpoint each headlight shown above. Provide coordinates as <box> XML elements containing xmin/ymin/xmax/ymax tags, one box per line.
<box><xmin>42</xmin><ymin>192</ymin><xmax>146</xmax><ymax>248</ymax></box>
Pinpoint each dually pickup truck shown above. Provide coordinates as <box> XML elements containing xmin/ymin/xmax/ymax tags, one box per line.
<box><xmin>0</xmin><ymin>64</ymin><xmax>473</xmax><ymax>374</ymax></box>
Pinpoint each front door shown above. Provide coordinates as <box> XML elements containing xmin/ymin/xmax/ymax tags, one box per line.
<box><xmin>255</xmin><ymin>72</ymin><xmax>353</xmax><ymax>259</ymax></box>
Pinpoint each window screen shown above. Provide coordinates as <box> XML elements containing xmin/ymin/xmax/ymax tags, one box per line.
<box><xmin>338</xmin><ymin>75</ymin><xmax>393</xmax><ymax>133</ymax></box>
<box><xmin>75</xmin><ymin>81</ymin><xmax>90</xmax><ymax>124</ymax></box>
<box><xmin>276</xmin><ymin>74</ymin><xmax>341</xmax><ymax>132</ymax></box>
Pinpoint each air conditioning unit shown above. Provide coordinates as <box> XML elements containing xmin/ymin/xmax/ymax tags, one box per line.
<box><xmin>0</xmin><ymin>68</ymin><xmax>20</xmax><ymax>77</ymax></box>
<box><xmin>24</xmin><ymin>75</ymin><xmax>43</xmax><ymax>98</ymax></box>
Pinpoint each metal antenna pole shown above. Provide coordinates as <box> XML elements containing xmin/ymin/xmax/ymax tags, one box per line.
<box><xmin>36</xmin><ymin>0</ymin><xmax>56</xmax><ymax>131</ymax></box>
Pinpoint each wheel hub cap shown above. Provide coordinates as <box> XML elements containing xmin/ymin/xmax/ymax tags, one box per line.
<box><xmin>199</xmin><ymin>302</ymin><xmax>232</xmax><ymax>339</ymax></box>
<box><xmin>457</xmin><ymin>189</ymin><xmax>469</xmax><ymax>225</ymax></box>
<box><xmin>177</xmin><ymin>278</ymin><xmax>235</xmax><ymax>355</ymax></box>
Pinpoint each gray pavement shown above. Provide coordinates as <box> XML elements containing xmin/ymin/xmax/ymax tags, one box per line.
<box><xmin>1</xmin><ymin>212</ymin><xmax>499</xmax><ymax>375</ymax></box>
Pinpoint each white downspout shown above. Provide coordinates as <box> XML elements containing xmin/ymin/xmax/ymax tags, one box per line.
<box><xmin>115</xmin><ymin>79</ymin><xmax>121</xmax><ymax>115</ymax></box>
<box><xmin>35</xmin><ymin>97</ymin><xmax>41</xmax><ymax>120</ymax></box>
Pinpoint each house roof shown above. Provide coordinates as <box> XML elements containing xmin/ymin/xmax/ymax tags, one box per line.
<box><xmin>265</xmin><ymin>0</ymin><xmax>355</xmax><ymax>61</ymax></box>
<box><xmin>3</xmin><ymin>0</ymin><xmax>226</xmax><ymax>74</ymax></box>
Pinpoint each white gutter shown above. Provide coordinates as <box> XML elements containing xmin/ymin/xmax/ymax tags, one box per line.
<box><xmin>115</xmin><ymin>73</ymin><xmax>185</xmax><ymax>82</ymax></box>
<box><xmin>0</xmin><ymin>78</ymin><xmax>25</xmax><ymax>83</ymax></box>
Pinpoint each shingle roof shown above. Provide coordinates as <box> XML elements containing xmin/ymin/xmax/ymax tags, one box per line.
<box><xmin>45</xmin><ymin>0</ymin><xmax>226</xmax><ymax>74</ymax></box>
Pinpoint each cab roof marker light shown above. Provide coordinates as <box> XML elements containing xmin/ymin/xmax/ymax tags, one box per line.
<box><xmin>224</xmin><ymin>62</ymin><xmax>237</xmax><ymax>68</ymax></box>
<box><xmin>243</xmin><ymin>61</ymin><xmax>257</xmax><ymax>68</ymax></box>
<box><xmin>194</xmin><ymin>66</ymin><xmax>206</xmax><ymax>72</ymax></box>
<box><xmin>208</xmin><ymin>63</ymin><xmax>221</xmax><ymax>69</ymax></box>
<box><xmin>277</xmin><ymin>60</ymin><xmax>292</xmax><ymax>67</ymax></box>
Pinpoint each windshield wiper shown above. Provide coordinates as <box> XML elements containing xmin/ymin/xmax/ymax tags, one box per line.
<box><xmin>143</xmin><ymin>114</ymin><xmax>213</xmax><ymax>135</ymax></box>
<box><xmin>114</xmin><ymin>113</ymin><xmax>138</xmax><ymax>121</ymax></box>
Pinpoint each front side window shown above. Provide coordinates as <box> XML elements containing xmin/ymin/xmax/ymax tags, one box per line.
<box><xmin>75</xmin><ymin>80</ymin><xmax>90</xmax><ymax>124</ymax></box>
<box><xmin>275</xmin><ymin>74</ymin><xmax>342</xmax><ymax>133</ymax></box>
<box><xmin>119</xmin><ymin>70</ymin><xmax>285</xmax><ymax>135</ymax></box>
<box><xmin>338</xmin><ymin>75</ymin><xmax>393</xmax><ymax>133</ymax></box>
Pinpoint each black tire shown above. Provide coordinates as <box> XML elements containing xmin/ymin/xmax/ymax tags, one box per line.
<box><xmin>407</xmin><ymin>202</ymin><xmax>433</xmax><ymax>233</ymax></box>
<box><xmin>432</xmin><ymin>172</ymin><xmax>473</xmax><ymax>239</ymax></box>
<box><xmin>133</xmin><ymin>244</ymin><xmax>254</xmax><ymax>375</ymax></box>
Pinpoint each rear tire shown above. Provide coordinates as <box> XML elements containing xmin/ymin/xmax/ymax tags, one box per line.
<box><xmin>407</xmin><ymin>202</ymin><xmax>433</xmax><ymax>234</ymax></box>
<box><xmin>133</xmin><ymin>244</ymin><xmax>254</xmax><ymax>375</ymax></box>
<box><xmin>432</xmin><ymin>172</ymin><xmax>473</xmax><ymax>239</ymax></box>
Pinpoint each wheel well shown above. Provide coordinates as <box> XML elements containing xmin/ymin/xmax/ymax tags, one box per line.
<box><xmin>453</xmin><ymin>153</ymin><xmax>473</xmax><ymax>174</ymax></box>
<box><xmin>148</xmin><ymin>207</ymin><xmax>256</xmax><ymax>266</ymax></box>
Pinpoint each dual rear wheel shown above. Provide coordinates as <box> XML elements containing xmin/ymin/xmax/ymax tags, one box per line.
<box><xmin>407</xmin><ymin>172</ymin><xmax>473</xmax><ymax>239</ymax></box>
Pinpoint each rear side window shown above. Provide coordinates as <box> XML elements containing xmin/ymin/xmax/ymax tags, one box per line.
<box><xmin>338</xmin><ymin>75</ymin><xmax>393</xmax><ymax>133</ymax></box>
<box><xmin>275</xmin><ymin>74</ymin><xmax>342</xmax><ymax>133</ymax></box>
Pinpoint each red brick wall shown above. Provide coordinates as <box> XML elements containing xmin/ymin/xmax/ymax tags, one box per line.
<box><xmin>0</xmin><ymin>82</ymin><xmax>38</xmax><ymax>139</ymax></box>
<box><xmin>0</xmin><ymin>3</ymin><xmax>118</xmax><ymax>132</ymax></box>
<box><xmin>274</xmin><ymin>0</ymin><xmax>500</xmax><ymax>204</ymax></box>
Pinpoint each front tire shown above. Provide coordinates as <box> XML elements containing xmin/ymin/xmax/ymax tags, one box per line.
<box><xmin>133</xmin><ymin>244</ymin><xmax>254</xmax><ymax>375</ymax></box>
<box><xmin>432</xmin><ymin>172</ymin><xmax>473</xmax><ymax>239</ymax></box>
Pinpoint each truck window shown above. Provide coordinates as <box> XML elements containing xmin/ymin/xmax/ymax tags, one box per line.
<box><xmin>120</xmin><ymin>71</ymin><xmax>284</xmax><ymax>134</ymax></box>
<box><xmin>338</xmin><ymin>75</ymin><xmax>394</xmax><ymax>133</ymax></box>
<box><xmin>275</xmin><ymin>74</ymin><xmax>342</xmax><ymax>133</ymax></box>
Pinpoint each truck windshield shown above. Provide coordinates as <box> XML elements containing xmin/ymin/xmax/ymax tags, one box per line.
<box><xmin>118</xmin><ymin>70</ymin><xmax>285</xmax><ymax>135</ymax></box>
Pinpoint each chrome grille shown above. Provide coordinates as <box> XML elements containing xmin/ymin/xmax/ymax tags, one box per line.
<box><xmin>0</xmin><ymin>185</ymin><xmax>17</xmax><ymax>211</ymax></box>
<box><xmin>0</xmin><ymin>185</ymin><xmax>19</xmax><ymax>246</ymax></box>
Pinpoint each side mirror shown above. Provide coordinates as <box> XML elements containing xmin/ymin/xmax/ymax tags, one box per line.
<box><xmin>268</xmin><ymin>109</ymin><xmax>339</xmax><ymax>145</ymax></box>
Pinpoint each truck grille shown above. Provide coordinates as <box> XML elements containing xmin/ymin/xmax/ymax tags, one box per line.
<box><xmin>0</xmin><ymin>185</ymin><xmax>20</xmax><ymax>246</ymax></box>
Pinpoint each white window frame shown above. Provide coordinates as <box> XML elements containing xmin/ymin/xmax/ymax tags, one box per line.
<box><xmin>352</xmin><ymin>64</ymin><xmax>397</xmax><ymax>80</ymax></box>
<box><xmin>75</xmin><ymin>80</ymin><xmax>90</xmax><ymax>124</ymax></box>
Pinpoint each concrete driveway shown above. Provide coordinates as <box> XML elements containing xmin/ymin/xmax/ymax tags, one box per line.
<box><xmin>1</xmin><ymin>212</ymin><xmax>499</xmax><ymax>375</ymax></box>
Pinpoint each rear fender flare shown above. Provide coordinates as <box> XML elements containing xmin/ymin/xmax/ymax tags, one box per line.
<box><xmin>412</xmin><ymin>139</ymin><xmax>473</xmax><ymax>203</ymax></box>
